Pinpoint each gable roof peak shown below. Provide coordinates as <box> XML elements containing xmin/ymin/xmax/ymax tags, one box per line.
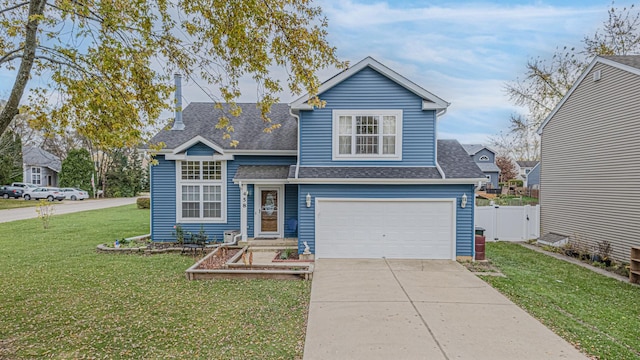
<box><xmin>290</xmin><ymin>56</ymin><xmax>450</xmax><ymax>111</ymax></box>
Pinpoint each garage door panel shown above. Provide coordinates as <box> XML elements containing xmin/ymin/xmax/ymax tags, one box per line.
<box><xmin>315</xmin><ymin>199</ymin><xmax>455</xmax><ymax>259</ymax></box>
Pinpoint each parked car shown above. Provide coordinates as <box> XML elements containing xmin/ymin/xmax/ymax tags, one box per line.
<box><xmin>0</xmin><ymin>186</ymin><xmax>24</xmax><ymax>199</ymax></box>
<box><xmin>23</xmin><ymin>187</ymin><xmax>65</xmax><ymax>201</ymax></box>
<box><xmin>60</xmin><ymin>188</ymin><xmax>89</xmax><ymax>200</ymax></box>
<box><xmin>11</xmin><ymin>182</ymin><xmax>37</xmax><ymax>190</ymax></box>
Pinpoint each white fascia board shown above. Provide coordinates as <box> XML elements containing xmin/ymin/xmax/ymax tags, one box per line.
<box><xmin>226</xmin><ymin>149</ymin><xmax>297</xmax><ymax>156</ymax></box>
<box><xmin>537</xmin><ymin>56</ymin><xmax>640</xmax><ymax>134</ymax></box>
<box><xmin>290</xmin><ymin>57</ymin><xmax>450</xmax><ymax>110</ymax></box>
<box><xmin>287</xmin><ymin>177</ymin><xmax>486</xmax><ymax>185</ymax></box>
<box><xmin>172</xmin><ymin>135</ymin><xmax>225</xmax><ymax>155</ymax></box>
<box><xmin>232</xmin><ymin>179</ymin><xmax>289</xmax><ymax>185</ymax></box>
<box><xmin>165</xmin><ymin>154</ymin><xmax>234</xmax><ymax>161</ymax></box>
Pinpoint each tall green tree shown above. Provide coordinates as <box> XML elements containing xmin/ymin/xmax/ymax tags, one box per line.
<box><xmin>0</xmin><ymin>0</ymin><xmax>346</xmax><ymax>148</ymax></box>
<box><xmin>104</xmin><ymin>148</ymin><xmax>144</xmax><ymax>198</ymax></box>
<box><xmin>0</xmin><ymin>130</ymin><xmax>22</xmax><ymax>185</ymax></box>
<box><xmin>497</xmin><ymin>3</ymin><xmax>640</xmax><ymax>159</ymax></box>
<box><xmin>59</xmin><ymin>148</ymin><xmax>94</xmax><ymax>195</ymax></box>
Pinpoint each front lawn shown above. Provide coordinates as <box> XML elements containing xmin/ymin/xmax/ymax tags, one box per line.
<box><xmin>0</xmin><ymin>198</ymin><xmax>37</xmax><ymax>210</ymax></box>
<box><xmin>484</xmin><ymin>242</ymin><xmax>640</xmax><ymax>360</ymax></box>
<box><xmin>0</xmin><ymin>205</ymin><xmax>310</xmax><ymax>359</ymax></box>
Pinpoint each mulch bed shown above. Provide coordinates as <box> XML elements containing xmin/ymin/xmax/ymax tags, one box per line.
<box><xmin>197</xmin><ymin>249</ymin><xmax>240</xmax><ymax>270</ymax></box>
<box><xmin>273</xmin><ymin>250</ymin><xmax>300</xmax><ymax>262</ymax></box>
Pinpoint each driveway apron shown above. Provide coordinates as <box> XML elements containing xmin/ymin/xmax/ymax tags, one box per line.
<box><xmin>303</xmin><ymin>259</ymin><xmax>587</xmax><ymax>360</ymax></box>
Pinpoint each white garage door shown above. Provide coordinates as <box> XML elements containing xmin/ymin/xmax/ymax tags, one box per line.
<box><xmin>315</xmin><ymin>199</ymin><xmax>456</xmax><ymax>259</ymax></box>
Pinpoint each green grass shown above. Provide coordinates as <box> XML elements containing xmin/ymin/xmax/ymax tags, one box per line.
<box><xmin>0</xmin><ymin>198</ymin><xmax>38</xmax><ymax>210</ymax></box>
<box><xmin>0</xmin><ymin>205</ymin><xmax>310</xmax><ymax>359</ymax></box>
<box><xmin>483</xmin><ymin>243</ymin><xmax>640</xmax><ymax>359</ymax></box>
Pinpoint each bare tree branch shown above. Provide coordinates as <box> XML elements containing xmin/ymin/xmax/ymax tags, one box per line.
<box><xmin>0</xmin><ymin>1</ymin><xmax>29</xmax><ymax>15</ymax></box>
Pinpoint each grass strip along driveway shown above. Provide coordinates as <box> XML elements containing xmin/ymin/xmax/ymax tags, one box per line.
<box><xmin>0</xmin><ymin>198</ymin><xmax>38</xmax><ymax>210</ymax></box>
<box><xmin>0</xmin><ymin>205</ymin><xmax>310</xmax><ymax>359</ymax></box>
<box><xmin>484</xmin><ymin>242</ymin><xmax>640</xmax><ymax>360</ymax></box>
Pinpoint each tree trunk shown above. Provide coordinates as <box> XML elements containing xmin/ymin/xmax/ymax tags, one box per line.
<box><xmin>0</xmin><ymin>0</ymin><xmax>47</xmax><ymax>136</ymax></box>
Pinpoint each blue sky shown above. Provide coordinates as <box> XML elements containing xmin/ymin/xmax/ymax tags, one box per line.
<box><xmin>0</xmin><ymin>0</ymin><xmax>634</xmax><ymax>144</ymax></box>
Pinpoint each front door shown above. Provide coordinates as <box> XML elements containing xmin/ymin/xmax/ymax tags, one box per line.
<box><xmin>255</xmin><ymin>185</ymin><xmax>283</xmax><ymax>238</ymax></box>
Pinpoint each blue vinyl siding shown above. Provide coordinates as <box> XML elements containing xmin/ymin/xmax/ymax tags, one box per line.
<box><xmin>299</xmin><ymin>66</ymin><xmax>436</xmax><ymax>167</ymax></box>
<box><xmin>484</xmin><ymin>172</ymin><xmax>500</xmax><ymax>189</ymax></box>
<box><xmin>185</xmin><ymin>142</ymin><xmax>216</xmax><ymax>156</ymax></box>
<box><xmin>297</xmin><ymin>184</ymin><xmax>475</xmax><ymax>257</ymax></box>
<box><xmin>150</xmin><ymin>154</ymin><xmax>296</xmax><ymax>242</ymax></box>
<box><xmin>285</xmin><ymin>184</ymin><xmax>298</xmax><ymax>237</ymax></box>
<box><xmin>473</xmin><ymin>148</ymin><xmax>495</xmax><ymax>163</ymax></box>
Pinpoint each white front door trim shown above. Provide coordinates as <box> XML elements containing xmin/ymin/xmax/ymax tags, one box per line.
<box><xmin>254</xmin><ymin>185</ymin><xmax>285</xmax><ymax>238</ymax></box>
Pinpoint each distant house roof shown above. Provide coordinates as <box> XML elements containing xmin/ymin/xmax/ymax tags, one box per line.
<box><xmin>460</xmin><ymin>144</ymin><xmax>496</xmax><ymax>156</ymax></box>
<box><xmin>476</xmin><ymin>162</ymin><xmax>501</xmax><ymax>173</ymax></box>
<box><xmin>290</xmin><ymin>56</ymin><xmax>450</xmax><ymax>111</ymax></box>
<box><xmin>538</xmin><ymin>55</ymin><xmax>640</xmax><ymax>134</ymax></box>
<box><xmin>516</xmin><ymin>160</ymin><xmax>539</xmax><ymax>168</ymax></box>
<box><xmin>290</xmin><ymin>140</ymin><xmax>485</xmax><ymax>181</ymax></box>
<box><xmin>22</xmin><ymin>145</ymin><xmax>61</xmax><ymax>172</ymax></box>
<box><xmin>149</xmin><ymin>102</ymin><xmax>297</xmax><ymax>152</ymax></box>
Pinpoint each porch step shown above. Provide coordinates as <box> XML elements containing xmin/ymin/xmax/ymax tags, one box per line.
<box><xmin>239</xmin><ymin>238</ymin><xmax>297</xmax><ymax>247</ymax></box>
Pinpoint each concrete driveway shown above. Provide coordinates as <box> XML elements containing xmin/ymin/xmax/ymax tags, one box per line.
<box><xmin>303</xmin><ymin>259</ymin><xmax>587</xmax><ymax>360</ymax></box>
<box><xmin>0</xmin><ymin>197</ymin><xmax>139</xmax><ymax>223</ymax></box>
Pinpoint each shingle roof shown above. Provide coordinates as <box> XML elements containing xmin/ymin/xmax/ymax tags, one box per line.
<box><xmin>516</xmin><ymin>160</ymin><xmax>539</xmax><ymax>168</ymax></box>
<box><xmin>291</xmin><ymin>140</ymin><xmax>484</xmax><ymax>180</ymax></box>
<box><xmin>234</xmin><ymin>165</ymin><xmax>291</xmax><ymax>180</ymax></box>
<box><xmin>149</xmin><ymin>103</ymin><xmax>297</xmax><ymax>151</ymax></box>
<box><xmin>438</xmin><ymin>140</ymin><xmax>486</xmax><ymax>179</ymax></box>
<box><xmin>603</xmin><ymin>55</ymin><xmax>640</xmax><ymax>70</ymax></box>
<box><xmin>22</xmin><ymin>145</ymin><xmax>61</xmax><ymax>172</ymax></box>
<box><xmin>295</xmin><ymin>166</ymin><xmax>442</xmax><ymax>179</ymax></box>
<box><xmin>476</xmin><ymin>162</ymin><xmax>500</xmax><ymax>173</ymax></box>
<box><xmin>460</xmin><ymin>144</ymin><xmax>495</xmax><ymax>156</ymax></box>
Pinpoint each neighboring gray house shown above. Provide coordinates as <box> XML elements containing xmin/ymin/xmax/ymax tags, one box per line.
<box><xmin>461</xmin><ymin>144</ymin><xmax>500</xmax><ymax>189</ymax></box>
<box><xmin>22</xmin><ymin>145</ymin><xmax>61</xmax><ymax>187</ymax></box>
<box><xmin>537</xmin><ymin>55</ymin><xmax>640</xmax><ymax>262</ymax></box>
<box><xmin>526</xmin><ymin>162</ymin><xmax>540</xmax><ymax>189</ymax></box>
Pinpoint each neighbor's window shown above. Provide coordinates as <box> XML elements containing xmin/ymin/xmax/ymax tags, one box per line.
<box><xmin>479</xmin><ymin>155</ymin><xmax>490</xmax><ymax>161</ymax></box>
<box><xmin>178</xmin><ymin>161</ymin><xmax>225</xmax><ymax>221</ymax></box>
<box><xmin>31</xmin><ymin>167</ymin><xmax>41</xmax><ymax>185</ymax></box>
<box><xmin>334</xmin><ymin>110</ymin><xmax>402</xmax><ymax>160</ymax></box>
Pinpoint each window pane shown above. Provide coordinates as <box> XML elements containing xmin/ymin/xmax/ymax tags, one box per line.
<box><xmin>202</xmin><ymin>161</ymin><xmax>221</xmax><ymax>180</ymax></box>
<box><xmin>356</xmin><ymin>116</ymin><xmax>379</xmax><ymax>135</ymax></box>
<box><xmin>383</xmin><ymin>116</ymin><xmax>396</xmax><ymax>134</ymax></box>
<box><xmin>203</xmin><ymin>185</ymin><xmax>221</xmax><ymax>202</ymax></box>
<box><xmin>339</xmin><ymin>116</ymin><xmax>352</xmax><ymax>135</ymax></box>
<box><xmin>182</xmin><ymin>185</ymin><xmax>200</xmax><ymax>202</ymax></box>
<box><xmin>181</xmin><ymin>161</ymin><xmax>200</xmax><ymax>180</ymax></box>
<box><xmin>383</xmin><ymin>136</ymin><xmax>396</xmax><ymax>154</ymax></box>
<box><xmin>356</xmin><ymin>135</ymin><xmax>378</xmax><ymax>154</ymax></box>
<box><xmin>203</xmin><ymin>202</ymin><xmax>221</xmax><ymax>218</ymax></box>
<box><xmin>182</xmin><ymin>202</ymin><xmax>200</xmax><ymax>218</ymax></box>
<box><xmin>338</xmin><ymin>136</ymin><xmax>352</xmax><ymax>154</ymax></box>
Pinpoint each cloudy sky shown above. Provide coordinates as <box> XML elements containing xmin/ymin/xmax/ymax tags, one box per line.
<box><xmin>0</xmin><ymin>0</ymin><xmax>634</xmax><ymax>144</ymax></box>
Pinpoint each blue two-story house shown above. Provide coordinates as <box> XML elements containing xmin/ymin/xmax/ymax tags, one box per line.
<box><xmin>461</xmin><ymin>144</ymin><xmax>500</xmax><ymax>189</ymax></box>
<box><xmin>148</xmin><ymin>57</ymin><xmax>485</xmax><ymax>260</ymax></box>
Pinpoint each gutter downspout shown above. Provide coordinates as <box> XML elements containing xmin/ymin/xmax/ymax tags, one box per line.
<box><xmin>435</xmin><ymin>108</ymin><xmax>447</xmax><ymax>179</ymax></box>
<box><xmin>289</xmin><ymin>108</ymin><xmax>301</xmax><ymax>179</ymax></box>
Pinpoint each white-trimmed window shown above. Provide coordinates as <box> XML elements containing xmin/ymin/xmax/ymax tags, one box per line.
<box><xmin>176</xmin><ymin>160</ymin><xmax>226</xmax><ymax>222</ymax></box>
<box><xmin>333</xmin><ymin>110</ymin><xmax>402</xmax><ymax>160</ymax></box>
<box><xmin>479</xmin><ymin>155</ymin><xmax>490</xmax><ymax>161</ymax></box>
<box><xmin>31</xmin><ymin>167</ymin><xmax>41</xmax><ymax>185</ymax></box>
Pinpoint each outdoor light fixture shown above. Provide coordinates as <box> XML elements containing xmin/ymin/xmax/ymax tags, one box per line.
<box><xmin>461</xmin><ymin>193</ymin><xmax>468</xmax><ymax>208</ymax></box>
<box><xmin>306</xmin><ymin>193</ymin><xmax>311</xmax><ymax>208</ymax></box>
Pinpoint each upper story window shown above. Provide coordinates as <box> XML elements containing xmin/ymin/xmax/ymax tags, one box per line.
<box><xmin>525</xmin><ymin>169</ymin><xmax>531</xmax><ymax>174</ymax></box>
<box><xmin>31</xmin><ymin>167</ymin><xmax>41</xmax><ymax>185</ymax></box>
<box><xmin>479</xmin><ymin>155</ymin><xmax>490</xmax><ymax>161</ymax></box>
<box><xmin>177</xmin><ymin>160</ymin><xmax>226</xmax><ymax>222</ymax></box>
<box><xmin>333</xmin><ymin>110</ymin><xmax>402</xmax><ymax>160</ymax></box>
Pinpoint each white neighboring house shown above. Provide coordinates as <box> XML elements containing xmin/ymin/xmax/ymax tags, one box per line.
<box><xmin>22</xmin><ymin>145</ymin><xmax>61</xmax><ymax>187</ymax></box>
<box><xmin>515</xmin><ymin>160</ymin><xmax>539</xmax><ymax>186</ymax></box>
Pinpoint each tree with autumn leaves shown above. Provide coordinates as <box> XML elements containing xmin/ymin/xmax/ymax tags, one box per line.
<box><xmin>0</xmin><ymin>0</ymin><xmax>346</xmax><ymax>149</ymax></box>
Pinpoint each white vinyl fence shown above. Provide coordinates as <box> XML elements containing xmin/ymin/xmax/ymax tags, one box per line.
<box><xmin>475</xmin><ymin>205</ymin><xmax>539</xmax><ymax>241</ymax></box>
